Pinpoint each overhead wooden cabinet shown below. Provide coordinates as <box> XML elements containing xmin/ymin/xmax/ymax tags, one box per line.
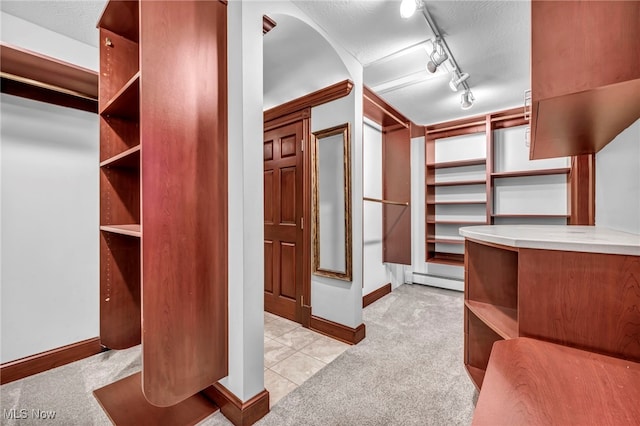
<box><xmin>530</xmin><ymin>0</ymin><xmax>640</xmax><ymax>159</ymax></box>
<box><xmin>95</xmin><ymin>0</ymin><xmax>227</xmax><ymax>421</ymax></box>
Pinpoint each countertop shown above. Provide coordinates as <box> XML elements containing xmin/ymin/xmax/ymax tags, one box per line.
<box><xmin>459</xmin><ymin>225</ymin><xmax>640</xmax><ymax>256</ymax></box>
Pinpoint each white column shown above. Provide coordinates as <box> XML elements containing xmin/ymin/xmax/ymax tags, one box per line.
<box><xmin>222</xmin><ymin>0</ymin><xmax>265</xmax><ymax>401</ymax></box>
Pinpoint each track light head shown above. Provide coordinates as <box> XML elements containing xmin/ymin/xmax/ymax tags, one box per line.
<box><xmin>460</xmin><ymin>90</ymin><xmax>475</xmax><ymax>110</ymax></box>
<box><xmin>400</xmin><ymin>0</ymin><xmax>420</xmax><ymax>19</ymax></box>
<box><xmin>426</xmin><ymin>40</ymin><xmax>448</xmax><ymax>73</ymax></box>
<box><xmin>448</xmin><ymin>72</ymin><xmax>470</xmax><ymax>92</ymax></box>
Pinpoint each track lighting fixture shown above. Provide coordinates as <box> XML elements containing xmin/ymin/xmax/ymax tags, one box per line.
<box><xmin>426</xmin><ymin>39</ymin><xmax>448</xmax><ymax>73</ymax></box>
<box><xmin>460</xmin><ymin>90</ymin><xmax>474</xmax><ymax>110</ymax></box>
<box><xmin>400</xmin><ymin>0</ymin><xmax>421</xmax><ymax>19</ymax></box>
<box><xmin>400</xmin><ymin>1</ymin><xmax>477</xmax><ymax>110</ymax></box>
<box><xmin>449</xmin><ymin>71</ymin><xmax>470</xmax><ymax>92</ymax></box>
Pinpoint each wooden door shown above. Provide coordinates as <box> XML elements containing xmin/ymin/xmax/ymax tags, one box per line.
<box><xmin>264</xmin><ymin>121</ymin><xmax>304</xmax><ymax>322</ymax></box>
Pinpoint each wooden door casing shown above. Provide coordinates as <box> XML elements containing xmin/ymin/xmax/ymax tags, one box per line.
<box><xmin>264</xmin><ymin>120</ymin><xmax>304</xmax><ymax>322</ymax></box>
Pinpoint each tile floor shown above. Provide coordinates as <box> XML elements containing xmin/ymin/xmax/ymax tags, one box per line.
<box><xmin>263</xmin><ymin>311</ymin><xmax>350</xmax><ymax>407</ymax></box>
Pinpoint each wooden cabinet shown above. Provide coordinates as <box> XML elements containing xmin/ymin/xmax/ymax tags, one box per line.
<box><xmin>530</xmin><ymin>0</ymin><xmax>640</xmax><ymax>159</ymax></box>
<box><xmin>461</xmin><ymin>226</ymin><xmax>640</xmax><ymax>389</ymax></box>
<box><xmin>96</xmin><ymin>0</ymin><xmax>228</xmax><ymax>419</ymax></box>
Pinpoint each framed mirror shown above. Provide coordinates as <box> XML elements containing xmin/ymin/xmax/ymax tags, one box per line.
<box><xmin>312</xmin><ymin>123</ymin><xmax>352</xmax><ymax>281</ymax></box>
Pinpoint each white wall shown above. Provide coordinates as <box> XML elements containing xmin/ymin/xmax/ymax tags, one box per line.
<box><xmin>595</xmin><ymin>119</ymin><xmax>640</xmax><ymax>234</ymax></box>
<box><xmin>311</xmin><ymin>92</ymin><xmax>364</xmax><ymax>328</ymax></box>
<box><xmin>0</xmin><ymin>15</ymin><xmax>99</xmax><ymax>364</ymax></box>
<box><xmin>1</xmin><ymin>11</ymin><xmax>98</xmax><ymax>71</ymax></box>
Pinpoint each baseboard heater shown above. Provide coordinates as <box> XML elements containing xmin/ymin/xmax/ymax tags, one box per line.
<box><xmin>410</xmin><ymin>272</ymin><xmax>464</xmax><ymax>292</ymax></box>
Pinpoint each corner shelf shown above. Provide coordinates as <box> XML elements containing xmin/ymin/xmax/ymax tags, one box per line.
<box><xmin>491</xmin><ymin>168</ymin><xmax>570</xmax><ymax>178</ymax></box>
<box><xmin>427</xmin><ymin>238</ymin><xmax>465</xmax><ymax>245</ymax></box>
<box><xmin>427</xmin><ymin>179</ymin><xmax>486</xmax><ymax>187</ymax></box>
<box><xmin>100</xmin><ymin>72</ymin><xmax>140</xmax><ymax>119</ymax></box>
<box><xmin>465</xmin><ymin>300</ymin><xmax>517</xmax><ymax>340</ymax></box>
<box><xmin>492</xmin><ymin>214</ymin><xmax>570</xmax><ymax>219</ymax></box>
<box><xmin>100</xmin><ymin>145</ymin><xmax>140</xmax><ymax>168</ymax></box>
<box><xmin>427</xmin><ymin>200</ymin><xmax>486</xmax><ymax>205</ymax></box>
<box><xmin>426</xmin><ymin>252</ymin><xmax>464</xmax><ymax>266</ymax></box>
<box><xmin>427</xmin><ymin>158</ymin><xmax>486</xmax><ymax>169</ymax></box>
<box><xmin>100</xmin><ymin>224</ymin><xmax>141</xmax><ymax>238</ymax></box>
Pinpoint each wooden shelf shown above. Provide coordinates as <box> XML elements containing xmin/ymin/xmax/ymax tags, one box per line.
<box><xmin>427</xmin><ymin>158</ymin><xmax>486</xmax><ymax>169</ymax></box>
<box><xmin>100</xmin><ymin>72</ymin><xmax>140</xmax><ymax>119</ymax></box>
<box><xmin>98</xmin><ymin>0</ymin><xmax>140</xmax><ymax>42</ymax></box>
<box><xmin>1</xmin><ymin>42</ymin><xmax>98</xmax><ymax>113</ymax></box>
<box><xmin>491</xmin><ymin>168</ymin><xmax>570</xmax><ymax>179</ymax></box>
<box><xmin>427</xmin><ymin>238</ymin><xmax>465</xmax><ymax>245</ymax></box>
<box><xmin>427</xmin><ymin>217</ymin><xmax>487</xmax><ymax>225</ymax></box>
<box><xmin>492</xmin><ymin>214</ymin><xmax>570</xmax><ymax>219</ymax></box>
<box><xmin>100</xmin><ymin>145</ymin><xmax>140</xmax><ymax>168</ymax></box>
<box><xmin>427</xmin><ymin>252</ymin><xmax>464</xmax><ymax>267</ymax></box>
<box><xmin>427</xmin><ymin>179</ymin><xmax>486</xmax><ymax>187</ymax></box>
<box><xmin>427</xmin><ymin>200</ymin><xmax>486</xmax><ymax>205</ymax></box>
<box><xmin>100</xmin><ymin>224</ymin><xmax>141</xmax><ymax>238</ymax></box>
<box><xmin>465</xmin><ymin>300</ymin><xmax>517</xmax><ymax>340</ymax></box>
<box><xmin>465</xmin><ymin>364</ymin><xmax>485</xmax><ymax>391</ymax></box>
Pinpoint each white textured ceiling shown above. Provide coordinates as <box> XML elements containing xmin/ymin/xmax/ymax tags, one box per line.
<box><xmin>1</xmin><ymin>0</ymin><xmax>531</xmax><ymax>125</ymax></box>
<box><xmin>1</xmin><ymin>1</ymin><xmax>106</xmax><ymax>47</ymax></box>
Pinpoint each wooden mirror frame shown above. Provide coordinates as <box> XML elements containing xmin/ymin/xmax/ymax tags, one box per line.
<box><xmin>312</xmin><ymin>123</ymin><xmax>352</xmax><ymax>281</ymax></box>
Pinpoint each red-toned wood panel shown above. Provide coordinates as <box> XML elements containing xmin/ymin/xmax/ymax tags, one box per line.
<box><xmin>382</xmin><ymin>126</ymin><xmax>411</xmax><ymax>265</ymax></box>
<box><xmin>100</xmin><ymin>168</ymin><xmax>140</xmax><ymax>226</ymax></box>
<box><xmin>98</xmin><ymin>0</ymin><xmax>139</xmax><ymax>43</ymax></box>
<box><xmin>100</xmin><ymin>116</ymin><xmax>140</xmax><ymax>163</ymax></box>
<box><xmin>100</xmin><ymin>232</ymin><xmax>141</xmax><ymax>349</ymax></box>
<box><xmin>473</xmin><ymin>338</ymin><xmax>640</xmax><ymax>426</ymax></box>
<box><xmin>264</xmin><ymin>170</ymin><xmax>274</xmax><ymax>224</ymax></box>
<box><xmin>99</xmin><ymin>28</ymin><xmax>138</xmax><ymax>112</ymax></box>
<box><xmin>280</xmin><ymin>167</ymin><xmax>297</xmax><ymax>224</ymax></box>
<box><xmin>280</xmin><ymin>242</ymin><xmax>297</xmax><ymax>300</ymax></box>
<box><xmin>264</xmin><ymin>241</ymin><xmax>274</xmax><ymax>294</ymax></box>
<box><xmin>264</xmin><ymin>120</ymin><xmax>303</xmax><ymax>323</ymax></box>
<box><xmin>519</xmin><ymin>249</ymin><xmax>640</xmax><ymax>361</ymax></box>
<box><xmin>531</xmin><ymin>1</ymin><xmax>640</xmax><ymax>101</ymax></box>
<box><xmin>281</xmin><ymin>134</ymin><xmax>296</xmax><ymax>158</ymax></box>
<box><xmin>140</xmin><ymin>1</ymin><xmax>227</xmax><ymax>407</ymax></box>
<box><xmin>466</xmin><ymin>240</ymin><xmax>518</xmax><ymax>310</ymax></box>
<box><xmin>466</xmin><ymin>310</ymin><xmax>501</xmax><ymax>378</ymax></box>
<box><xmin>264</xmin><ymin>139</ymin><xmax>273</xmax><ymax>160</ymax></box>
<box><xmin>569</xmin><ymin>154</ymin><xmax>595</xmax><ymax>225</ymax></box>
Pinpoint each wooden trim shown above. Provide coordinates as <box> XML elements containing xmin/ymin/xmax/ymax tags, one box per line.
<box><xmin>363</xmin><ymin>283</ymin><xmax>392</xmax><ymax>308</ymax></box>
<box><xmin>1</xmin><ymin>76</ymin><xmax>98</xmax><ymax>113</ymax></box>
<box><xmin>309</xmin><ymin>316</ymin><xmax>366</xmax><ymax>345</ymax></box>
<box><xmin>569</xmin><ymin>154</ymin><xmax>595</xmax><ymax>225</ymax></box>
<box><xmin>263</xmin><ymin>15</ymin><xmax>276</xmax><ymax>35</ymax></box>
<box><xmin>491</xmin><ymin>168</ymin><xmax>571</xmax><ymax>178</ymax></box>
<box><xmin>202</xmin><ymin>383</ymin><xmax>269</xmax><ymax>426</ymax></box>
<box><xmin>363</xmin><ymin>86</ymin><xmax>409</xmax><ymax>128</ymax></box>
<box><xmin>0</xmin><ymin>337</ymin><xmax>102</xmax><ymax>385</ymax></box>
<box><xmin>264</xmin><ymin>108</ymin><xmax>309</xmax><ymax>132</ymax></box>
<box><xmin>264</xmin><ymin>79</ymin><xmax>353</xmax><ymax>123</ymax></box>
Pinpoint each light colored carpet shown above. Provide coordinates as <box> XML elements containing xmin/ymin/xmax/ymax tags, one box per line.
<box><xmin>255</xmin><ymin>284</ymin><xmax>476</xmax><ymax>426</ymax></box>
<box><xmin>0</xmin><ymin>284</ymin><xmax>476</xmax><ymax>425</ymax></box>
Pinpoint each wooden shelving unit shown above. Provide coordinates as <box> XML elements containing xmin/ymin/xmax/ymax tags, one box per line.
<box><xmin>426</xmin><ymin>179</ymin><xmax>486</xmax><ymax>187</ymax></box>
<box><xmin>490</xmin><ymin>167</ymin><xmax>570</xmax><ymax>178</ymax></box>
<box><xmin>95</xmin><ymin>0</ymin><xmax>228</xmax><ymax>421</ymax></box>
<box><xmin>463</xmin><ymin>235</ymin><xmax>640</xmax><ymax>390</ymax></box>
<box><xmin>0</xmin><ymin>42</ymin><xmax>98</xmax><ymax>112</ymax></box>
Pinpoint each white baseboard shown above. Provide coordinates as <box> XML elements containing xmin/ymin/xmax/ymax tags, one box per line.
<box><xmin>410</xmin><ymin>272</ymin><xmax>464</xmax><ymax>292</ymax></box>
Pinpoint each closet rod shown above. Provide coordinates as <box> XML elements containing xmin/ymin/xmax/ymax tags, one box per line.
<box><xmin>1</xmin><ymin>71</ymin><xmax>97</xmax><ymax>101</ymax></box>
<box><xmin>363</xmin><ymin>197</ymin><xmax>409</xmax><ymax>206</ymax></box>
